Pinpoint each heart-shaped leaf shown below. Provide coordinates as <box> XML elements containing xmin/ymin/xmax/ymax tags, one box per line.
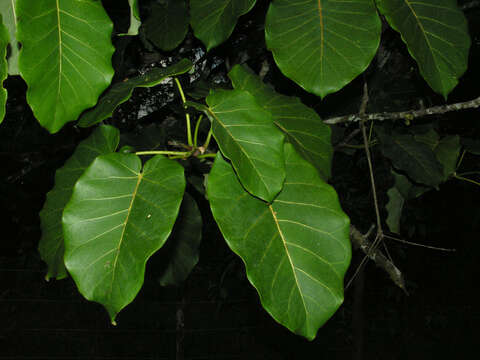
<box><xmin>208</xmin><ymin>144</ymin><xmax>351</xmax><ymax>340</ymax></box>
<box><xmin>63</xmin><ymin>153</ymin><xmax>185</xmax><ymax>322</ymax></box>
<box><xmin>206</xmin><ymin>89</ymin><xmax>285</xmax><ymax>202</ymax></box>
<box><xmin>78</xmin><ymin>59</ymin><xmax>193</xmax><ymax>127</ymax></box>
<box><xmin>265</xmin><ymin>0</ymin><xmax>381</xmax><ymax>98</ymax></box>
<box><xmin>158</xmin><ymin>193</ymin><xmax>202</xmax><ymax>287</ymax></box>
<box><xmin>16</xmin><ymin>0</ymin><xmax>115</xmax><ymax>133</ymax></box>
<box><xmin>229</xmin><ymin>65</ymin><xmax>332</xmax><ymax>180</ymax></box>
<box><xmin>190</xmin><ymin>0</ymin><xmax>257</xmax><ymax>51</ymax></box>
<box><xmin>39</xmin><ymin>125</ymin><xmax>120</xmax><ymax>280</ymax></box>
<box><xmin>142</xmin><ymin>0</ymin><xmax>189</xmax><ymax>51</ymax></box>
<box><xmin>376</xmin><ymin>0</ymin><xmax>470</xmax><ymax>97</ymax></box>
<box><xmin>0</xmin><ymin>0</ymin><xmax>19</xmax><ymax>75</ymax></box>
<box><xmin>0</xmin><ymin>15</ymin><xmax>8</xmax><ymax>122</ymax></box>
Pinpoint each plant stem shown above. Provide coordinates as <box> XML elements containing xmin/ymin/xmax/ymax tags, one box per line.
<box><xmin>197</xmin><ymin>153</ymin><xmax>217</xmax><ymax>159</ymax></box>
<box><xmin>175</xmin><ymin>78</ymin><xmax>193</xmax><ymax>147</ymax></box>
<box><xmin>203</xmin><ymin>129</ymin><xmax>213</xmax><ymax>150</ymax></box>
<box><xmin>454</xmin><ymin>173</ymin><xmax>480</xmax><ymax>187</ymax></box>
<box><xmin>193</xmin><ymin>115</ymin><xmax>203</xmax><ymax>148</ymax></box>
<box><xmin>136</xmin><ymin>150</ymin><xmax>190</xmax><ymax>157</ymax></box>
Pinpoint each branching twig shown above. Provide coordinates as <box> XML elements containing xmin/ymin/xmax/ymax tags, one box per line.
<box><xmin>350</xmin><ymin>226</ymin><xmax>408</xmax><ymax>294</ymax></box>
<box><xmin>324</xmin><ymin>96</ymin><xmax>480</xmax><ymax>125</ymax></box>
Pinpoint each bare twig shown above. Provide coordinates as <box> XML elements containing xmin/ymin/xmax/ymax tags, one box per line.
<box><xmin>384</xmin><ymin>234</ymin><xmax>456</xmax><ymax>252</ymax></box>
<box><xmin>324</xmin><ymin>96</ymin><xmax>480</xmax><ymax>125</ymax></box>
<box><xmin>350</xmin><ymin>226</ymin><xmax>408</xmax><ymax>294</ymax></box>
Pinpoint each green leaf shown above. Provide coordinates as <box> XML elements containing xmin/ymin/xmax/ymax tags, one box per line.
<box><xmin>0</xmin><ymin>15</ymin><xmax>8</xmax><ymax>123</ymax></box>
<box><xmin>208</xmin><ymin>144</ymin><xmax>351</xmax><ymax>340</ymax></box>
<box><xmin>434</xmin><ymin>135</ymin><xmax>460</xmax><ymax>180</ymax></box>
<box><xmin>39</xmin><ymin>125</ymin><xmax>120</xmax><ymax>280</ymax></box>
<box><xmin>142</xmin><ymin>0</ymin><xmax>189</xmax><ymax>51</ymax></box>
<box><xmin>63</xmin><ymin>153</ymin><xmax>186</xmax><ymax>323</ymax></box>
<box><xmin>190</xmin><ymin>0</ymin><xmax>256</xmax><ymax>51</ymax></box>
<box><xmin>414</xmin><ymin>128</ymin><xmax>440</xmax><ymax>150</ymax></box>
<box><xmin>16</xmin><ymin>0</ymin><xmax>115</xmax><ymax>133</ymax></box>
<box><xmin>228</xmin><ymin>65</ymin><xmax>332</xmax><ymax>180</ymax></box>
<box><xmin>265</xmin><ymin>0</ymin><xmax>381</xmax><ymax>98</ymax></box>
<box><xmin>206</xmin><ymin>89</ymin><xmax>286</xmax><ymax>202</ymax></box>
<box><xmin>119</xmin><ymin>0</ymin><xmax>141</xmax><ymax>36</ymax></box>
<box><xmin>158</xmin><ymin>193</ymin><xmax>202</xmax><ymax>287</ymax></box>
<box><xmin>386</xmin><ymin>187</ymin><xmax>404</xmax><ymax>234</ymax></box>
<box><xmin>375</xmin><ymin>0</ymin><xmax>470</xmax><ymax>97</ymax></box>
<box><xmin>0</xmin><ymin>0</ymin><xmax>19</xmax><ymax>75</ymax></box>
<box><xmin>378</xmin><ymin>131</ymin><xmax>444</xmax><ymax>187</ymax></box>
<box><xmin>78</xmin><ymin>59</ymin><xmax>193</xmax><ymax>127</ymax></box>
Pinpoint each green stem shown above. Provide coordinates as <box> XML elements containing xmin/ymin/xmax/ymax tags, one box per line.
<box><xmin>454</xmin><ymin>173</ymin><xmax>480</xmax><ymax>187</ymax></box>
<box><xmin>197</xmin><ymin>153</ymin><xmax>217</xmax><ymax>159</ymax></box>
<box><xmin>193</xmin><ymin>115</ymin><xmax>204</xmax><ymax>148</ymax></box>
<box><xmin>203</xmin><ymin>129</ymin><xmax>213</xmax><ymax>150</ymax></box>
<box><xmin>175</xmin><ymin>78</ymin><xmax>193</xmax><ymax>147</ymax></box>
<box><xmin>136</xmin><ymin>150</ymin><xmax>190</xmax><ymax>157</ymax></box>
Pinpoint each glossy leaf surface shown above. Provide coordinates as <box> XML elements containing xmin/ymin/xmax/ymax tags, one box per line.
<box><xmin>229</xmin><ymin>65</ymin><xmax>332</xmax><ymax>180</ymax></box>
<box><xmin>376</xmin><ymin>0</ymin><xmax>470</xmax><ymax>97</ymax></box>
<box><xmin>190</xmin><ymin>0</ymin><xmax>256</xmax><ymax>51</ymax></box>
<box><xmin>17</xmin><ymin>0</ymin><xmax>115</xmax><ymax>133</ymax></box>
<box><xmin>0</xmin><ymin>15</ymin><xmax>8</xmax><ymax>122</ymax></box>
<box><xmin>63</xmin><ymin>153</ymin><xmax>185</xmax><ymax>322</ymax></box>
<box><xmin>0</xmin><ymin>0</ymin><xmax>19</xmax><ymax>75</ymax></box>
<box><xmin>208</xmin><ymin>145</ymin><xmax>351</xmax><ymax>340</ymax></box>
<box><xmin>158</xmin><ymin>193</ymin><xmax>202</xmax><ymax>287</ymax></box>
<box><xmin>206</xmin><ymin>89</ymin><xmax>285</xmax><ymax>202</ymax></box>
<box><xmin>265</xmin><ymin>0</ymin><xmax>381</xmax><ymax>98</ymax></box>
<box><xmin>378</xmin><ymin>131</ymin><xmax>444</xmax><ymax>187</ymax></box>
<box><xmin>39</xmin><ymin>125</ymin><xmax>120</xmax><ymax>280</ymax></box>
<box><xmin>143</xmin><ymin>0</ymin><xmax>189</xmax><ymax>51</ymax></box>
<box><xmin>78</xmin><ymin>59</ymin><xmax>193</xmax><ymax>127</ymax></box>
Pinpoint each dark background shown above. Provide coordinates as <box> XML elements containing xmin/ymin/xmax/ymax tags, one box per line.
<box><xmin>1</xmin><ymin>1</ymin><xmax>479</xmax><ymax>359</ymax></box>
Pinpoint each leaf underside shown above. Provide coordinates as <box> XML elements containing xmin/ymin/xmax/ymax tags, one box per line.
<box><xmin>208</xmin><ymin>144</ymin><xmax>351</xmax><ymax>340</ymax></box>
<box><xmin>0</xmin><ymin>0</ymin><xmax>20</xmax><ymax>75</ymax></box>
<box><xmin>0</xmin><ymin>15</ymin><xmax>9</xmax><ymax>122</ymax></box>
<box><xmin>63</xmin><ymin>153</ymin><xmax>185</xmax><ymax>322</ymax></box>
<box><xmin>78</xmin><ymin>59</ymin><xmax>193</xmax><ymax>127</ymax></box>
<box><xmin>39</xmin><ymin>125</ymin><xmax>120</xmax><ymax>280</ymax></box>
<box><xmin>228</xmin><ymin>65</ymin><xmax>333</xmax><ymax>180</ymax></box>
<box><xmin>265</xmin><ymin>0</ymin><xmax>381</xmax><ymax>98</ymax></box>
<box><xmin>17</xmin><ymin>0</ymin><xmax>115</xmax><ymax>133</ymax></box>
<box><xmin>376</xmin><ymin>0</ymin><xmax>470</xmax><ymax>98</ymax></box>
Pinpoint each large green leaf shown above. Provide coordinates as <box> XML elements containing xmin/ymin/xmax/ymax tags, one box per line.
<box><xmin>158</xmin><ymin>193</ymin><xmax>202</xmax><ymax>287</ymax></box>
<box><xmin>190</xmin><ymin>0</ymin><xmax>257</xmax><ymax>51</ymax></box>
<box><xmin>206</xmin><ymin>89</ymin><xmax>286</xmax><ymax>202</ymax></box>
<box><xmin>0</xmin><ymin>15</ymin><xmax>8</xmax><ymax>123</ymax></box>
<box><xmin>78</xmin><ymin>59</ymin><xmax>193</xmax><ymax>127</ymax></box>
<box><xmin>265</xmin><ymin>0</ymin><xmax>381</xmax><ymax>98</ymax></box>
<box><xmin>208</xmin><ymin>144</ymin><xmax>351</xmax><ymax>340</ymax></box>
<box><xmin>39</xmin><ymin>125</ymin><xmax>120</xmax><ymax>280</ymax></box>
<box><xmin>0</xmin><ymin>0</ymin><xmax>19</xmax><ymax>75</ymax></box>
<box><xmin>142</xmin><ymin>0</ymin><xmax>189</xmax><ymax>51</ymax></box>
<box><xmin>378</xmin><ymin>131</ymin><xmax>444</xmax><ymax>187</ymax></box>
<box><xmin>229</xmin><ymin>65</ymin><xmax>332</xmax><ymax>180</ymax></box>
<box><xmin>376</xmin><ymin>0</ymin><xmax>470</xmax><ymax>97</ymax></box>
<box><xmin>16</xmin><ymin>0</ymin><xmax>115</xmax><ymax>133</ymax></box>
<box><xmin>63</xmin><ymin>153</ymin><xmax>185</xmax><ymax>323</ymax></box>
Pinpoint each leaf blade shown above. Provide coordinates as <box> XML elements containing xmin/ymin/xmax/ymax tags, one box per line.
<box><xmin>17</xmin><ymin>0</ymin><xmax>115</xmax><ymax>133</ymax></box>
<box><xmin>265</xmin><ymin>0</ymin><xmax>381</xmax><ymax>98</ymax></box>
<box><xmin>63</xmin><ymin>153</ymin><xmax>186</xmax><ymax>322</ymax></box>
<box><xmin>208</xmin><ymin>144</ymin><xmax>351</xmax><ymax>340</ymax></box>
<box><xmin>39</xmin><ymin>125</ymin><xmax>120</xmax><ymax>280</ymax></box>
<box><xmin>0</xmin><ymin>0</ymin><xmax>19</xmax><ymax>75</ymax></box>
